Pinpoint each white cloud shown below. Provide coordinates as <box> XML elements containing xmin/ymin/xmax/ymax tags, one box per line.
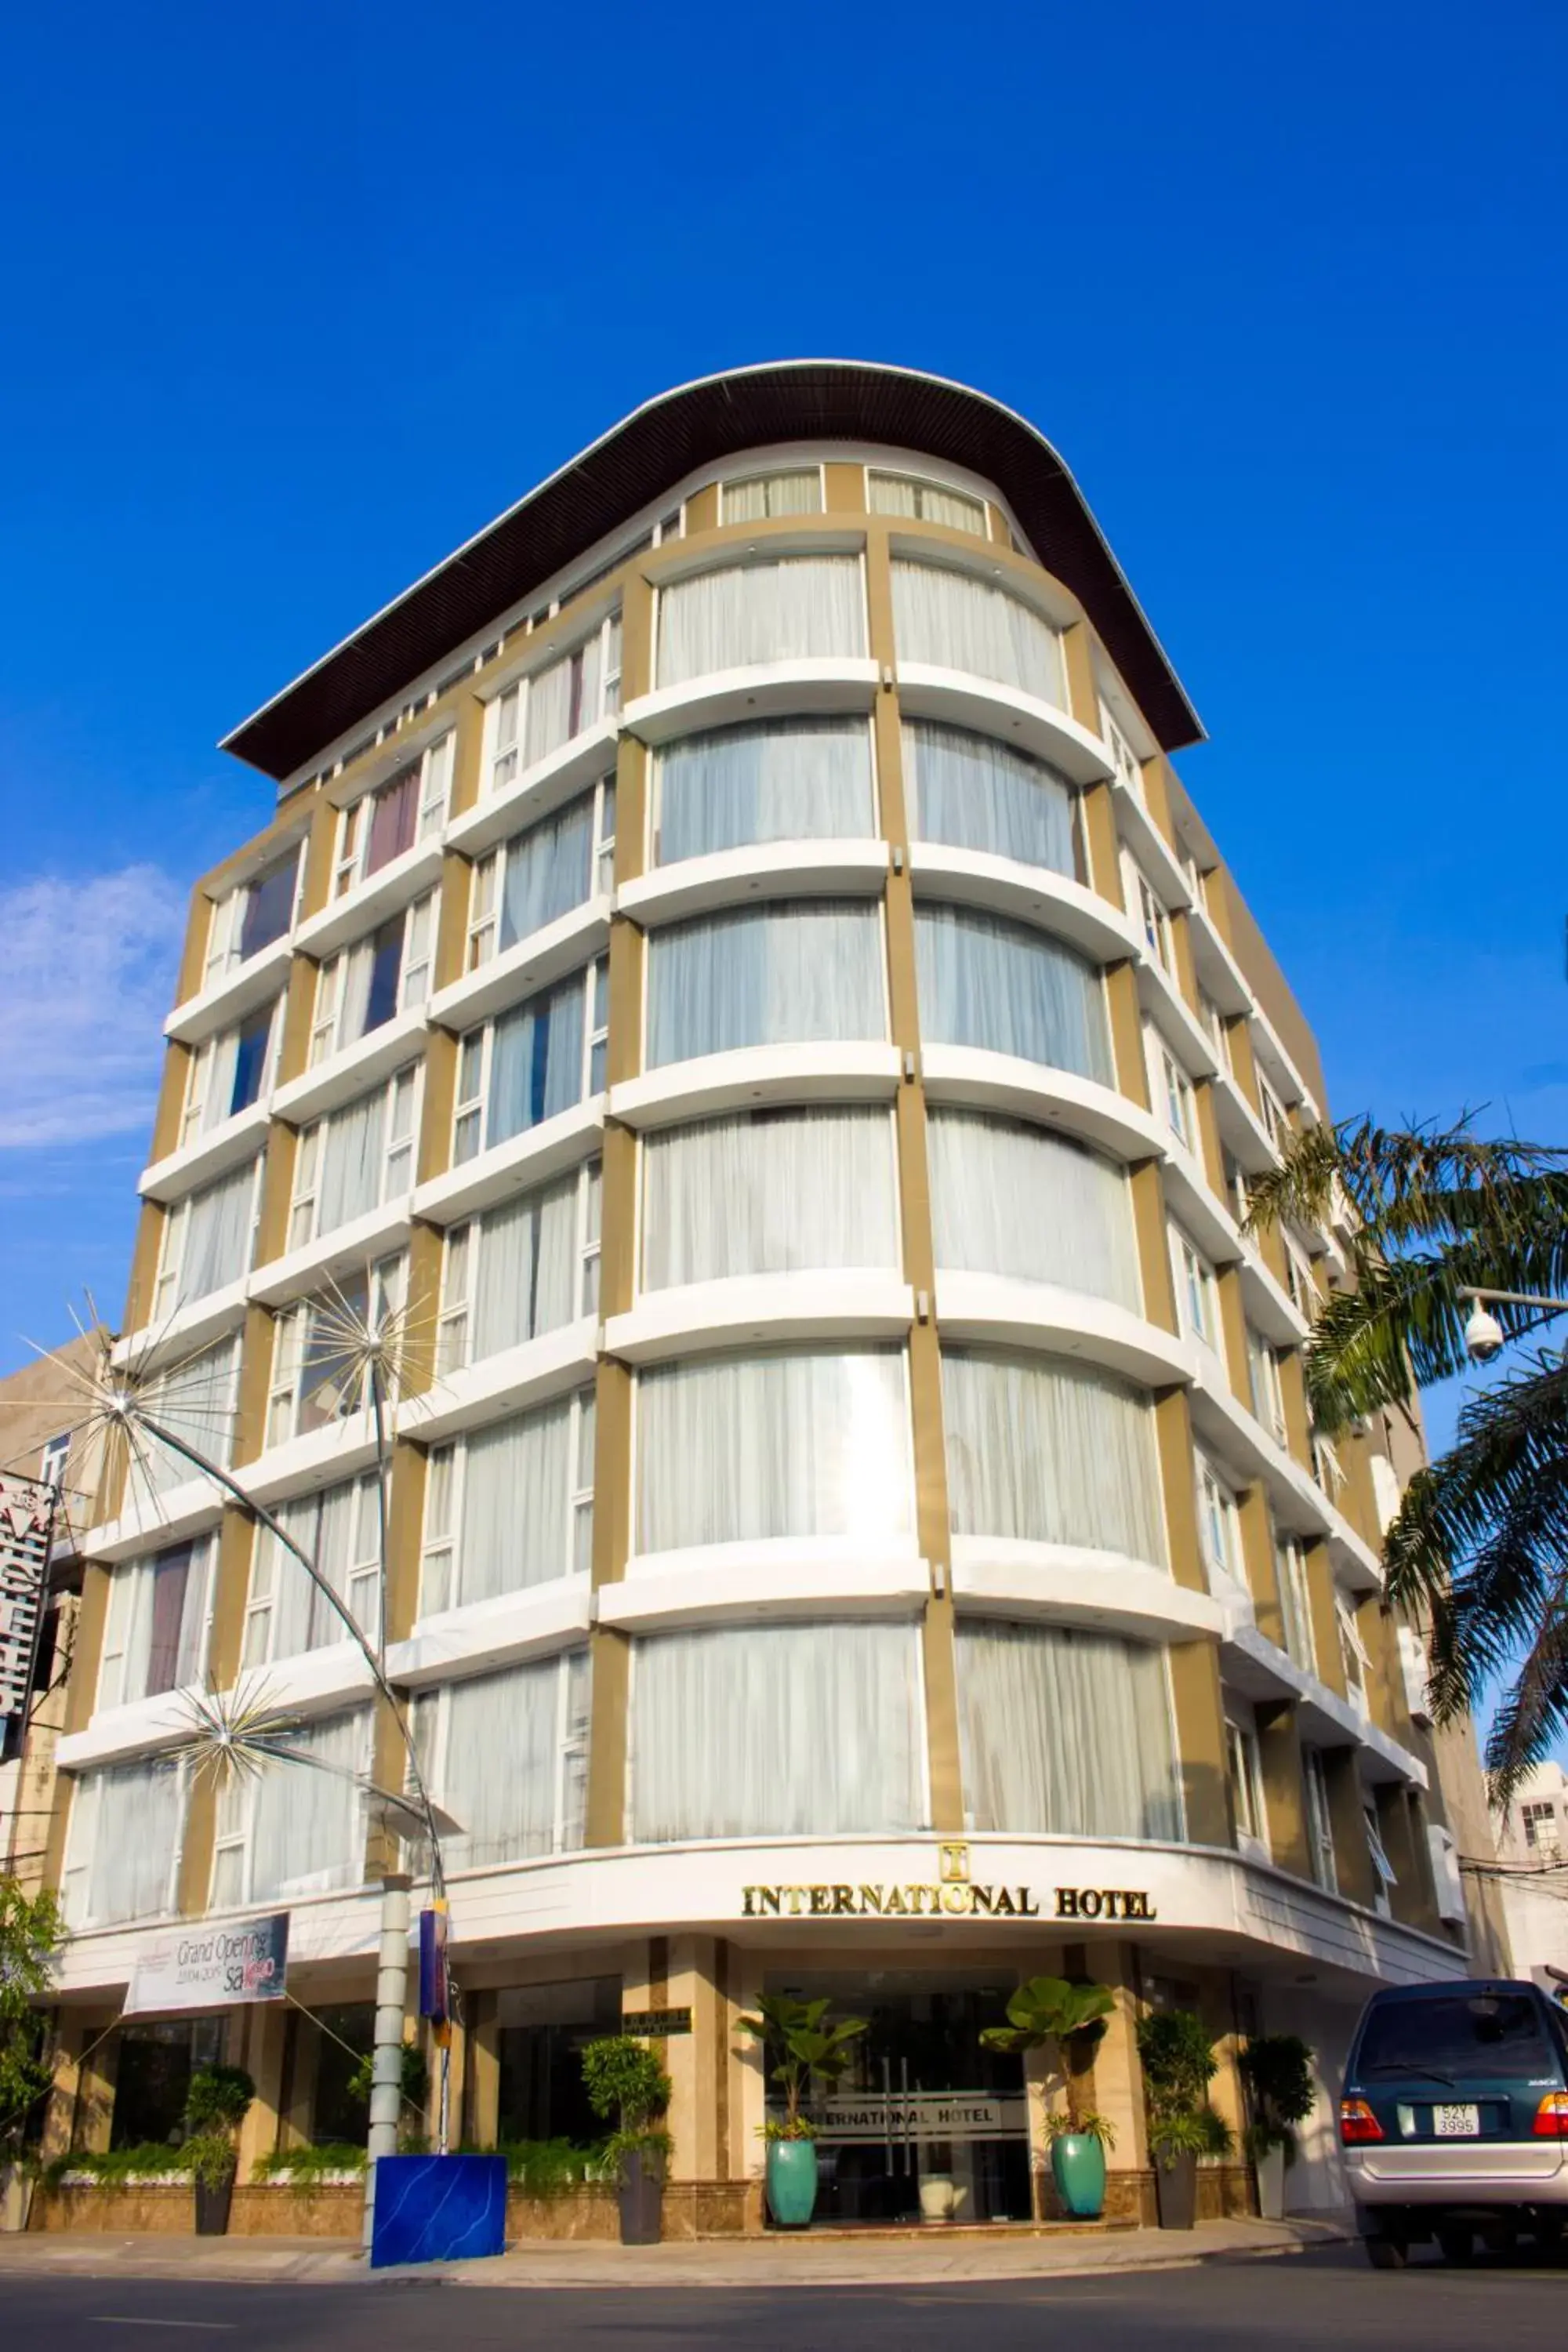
<box><xmin>0</xmin><ymin>866</ymin><xmax>187</xmax><ymax>1147</ymax></box>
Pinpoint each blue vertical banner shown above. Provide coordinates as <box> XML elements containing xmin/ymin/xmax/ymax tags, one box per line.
<box><xmin>418</xmin><ymin>1899</ymin><xmax>449</xmax><ymax>2034</ymax></box>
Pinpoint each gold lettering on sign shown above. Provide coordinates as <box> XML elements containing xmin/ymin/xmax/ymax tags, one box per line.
<box><xmin>738</xmin><ymin>1877</ymin><xmax>1156</xmax><ymax>1923</ymax></box>
<box><xmin>939</xmin><ymin>1842</ymin><xmax>971</xmax><ymax>1883</ymax></box>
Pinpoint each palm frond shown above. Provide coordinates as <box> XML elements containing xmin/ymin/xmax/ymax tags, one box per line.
<box><xmin>1246</xmin><ymin>1116</ymin><xmax>1568</xmax><ymax>1250</ymax></box>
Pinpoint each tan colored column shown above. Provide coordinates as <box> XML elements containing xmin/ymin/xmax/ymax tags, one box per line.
<box><xmin>1255</xmin><ymin>1703</ymin><xmax>1311</xmax><ymax>1878</ymax></box>
<box><xmin>123</xmin><ymin>1201</ymin><xmax>167</xmax><ymax>1339</ymax></box>
<box><xmin>823</xmin><ymin>460</ymin><xmax>866</xmax><ymax>513</ymax></box>
<box><xmin>1323</xmin><ymin>1748</ymin><xmax>1376</xmax><ymax>1907</ymax></box>
<box><xmin>297</xmin><ymin>791</ymin><xmax>341</xmax><ymax>922</ymax></box>
<box><xmin>1106</xmin><ymin>964</ymin><xmax>1149</xmax><ymax>1107</ymax></box>
<box><xmin>1304</xmin><ymin>1543</ymin><xmax>1347</xmax><ymax>1698</ymax></box>
<box><xmin>466</xmin><ymin>1992</ymin><xmax>500</xmax><ymax>2148</ymax></box>
<box><xmin>448</xmin><ymin>688</ymin><xmax>488</xmax><ymax>821</ymax></box>
<box><xmin>235</xmin><ymin>2003</ymin><xmax>288</xmax><ymax>2180</ymax></box>
<box><xmin>1171</xmin><ymin>1641</ymin><xmax>1232</xmax><ymax>1847</ymax></box>
<box><xmin>205</xmin><ymin>1509</ymin><xmax>256</xmax><ymax>1692</ymax></box>
<box><xmin>1215</xmin><ymin>1266</ymin><xmax>1253</xmax><ymax>1406</ymax></box>
<box><xmin>275</xmin><ymin>951</ymin><xmax>320</xmax><ymax>1087</ymax></box>
<box><xmin>665</xmin><ymin>1935</ymin><xmax>721</xmax><ymax>2183</ymax></box>
<box><xmin>230</xmin><ymin>1302</ymin><xmax>278</xmax><ymax>1467</ymax></box>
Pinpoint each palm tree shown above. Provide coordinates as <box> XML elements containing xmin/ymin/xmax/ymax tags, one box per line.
<box><xmin>1244</xmin><ymin>1116</ymin><xmax>1568</xmax><ymax>1798</ymax></box>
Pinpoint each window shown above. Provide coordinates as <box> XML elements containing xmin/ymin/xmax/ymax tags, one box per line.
<box><xmin>267</xmin><ymin>1254</ymin><xmax>407</xmax><ymax>1447</ymax></box>
<box><xmin>452</xmin><ymin>960</ymin><xmax>604</xmax><ymax>1164</ymax></box>
<box><xmin>1337</xmin><ymin>1594</ymin><xmax>1373</xmax><ymax>1708</ymax></box>
<box><xmin>1131</xmin><ymin>866</ymin><xmax>1173</xmax><ymax>975</ymax></box>
<box><xmin>636</xmin><ymin>1348</ymin><xmax>913</xmax><ymax>1554</ymax></box>
<box><xmin>1247</xmin><ymin>1326</ymin><xmax>1289</xmax><ymax>1447</ymax></box>
<box><xmin>1098</xmin><ymin>705</ymin><xmax>1144</xmax><ymax>803</ymax></box>
<box><xmin>138</xmin><ymin>1338</ymin><xmax>239</xmax><ymax>1494</ymax></box>
<box><xmin>641</xmin><ymin>1109</ymin><xmax>897</xmax><ymax>1290</ymax></box>
<box><xmin>628</xmin><ymin>1621</ymin><xmax>924</xmax><ymax>1842</ymax></box>
<box><xmin>956</xmin><ymin>1620</ymin><xmax>1181</xmax><ymax>1841</ymax></box>
<box><xmin>62</xmin><ymin>1757</ymin><xmax>184</xmax><ymax>1929</ymax></box>
<box><xmin>656</xmin><ymin>557</ymin><xmax>866</xmax><ymax>686</ymax></box>
<box><xmin>241</xmin><ymin>1474</ymin><xmax>383</xmax><ymax>1664</ymax></box>
<box><xmin>179</xmin><ymin>998</ymin><xmax>281</xmax><ymax>1146</ymax></box>
<box><xmin>1523</xmin><ymin>1800</ymin><xmax>1563</xmax><ymax>1860</ymax></box>
<box><xmin>1222</xmin><ymin>1148</ymin><xmax>1250</xmax><ymax>1225</ymax></box>
<box><xmin>1275</xmin><ymin>1531</ymin><xmax>1316</xmax><ymax>1672</ymax></box>
<box><xmin>720</xmin><ymin>470</ymin><xmax>823</xmax><ymax>522</ymax></box>
<box><xmin>1302</xmin><ymin>1748</ymin><xmax>1337</xmax><ymax>1890</ymax></box>
<box><xmin>646</xmin><ymin>902</ymin><xmax>885</xmax><ymax>1066</ymax></box>
<box><xmin>466</xmin><ymin>779</ymin><xmax>615</xmax><ymax>968</ymax></box>
<box><xmin>437</xmin><ymin>1160</ymin><xmax>601</xmax><ymax>1373</ymax></box>
<box><xmin>419</xmin><ymin>1389</ymin><xmax>596</xmax><ymax>1614</ymax></box>
<box><xmin>1365</xmin><ymin>1802</ymin><xmax>1399</xmax><ymax>1915</ymax></box>
<box><xmin>1256</xmin><ymin>1072</ymin><xmax>1288</xmax><ymax>1151</ymax></box>
<box><xmin>1173</xmin><ymin>1228</ymin><xmax>1219</xmax><ymax>1349</ymax></box>
<box><xmin>652</xmin><ymin>717</ymin><xmax>873</xmax><ymax>864</ymax></box>
<box><xmin>891</xmin><ymin>561</ymin><xmax>1065</xmax><ymax>705</ymax></box>
<box><xmin>289</xmin><ymin>1068</ymin><xmax>419</xmax><ymax>1249</ymax></box>
<box><xmin>942</xmin><ymin>1348</ymin><xmax>1167</xmax><ymax>1566</ymax></box>
<box><xmin>1311</xmin><ymin>1432</ymin><xmax>1346</xmax><ymax>1503</ymax></box>
<box><xmin>902</xmin><ymin>720</ymin><xmax>1075</xmax><ymax>874</ymax></box>
<box><xmin>38</xmin><ymin>1432</ymin><xmax>70</xmax><ymax>1492</ymax></box>
<box><xmin>151</xmin><ymin>1157</ymin><xmax>260</xmax><ymax>1319</ymax></box>
<box><xmin>1196</xmin><ymin>1454</ymin><xmax>1244</xmax><ymax>1595</ymax></box>
<box><xmin>411</xmin><ymin>1652</ymin><xmax>589</xmax><ymax>1870</ymax></box>
<box><xmin>1154</xmin><ymin>1039</ymin><xmax>1196</xmax><ymax>1151</ymax></box>
<box><xmin>1226</xmin><ymin>1715</ymin><xmax>1267</xmax><ymax>1853</ymax></box>
<box><xmin>201</xmin><ymin>845</ymin><xmax>301</xmax><ymax>986</ymax></box>
<box><xmin>1284</xmin><ymin>1242</ymin><xmax>1318</xmax><ymax>1319</ymax></box>
<box><xmin>209</xmin><ymin>1709</ymin><xmax>369</xmax><ymax>1909</ymax></box>
<box><xmin>97</xmin><ymin>1538</ymin><xmax>213</xmax><ymax>1709</ymax></box>
<box><xmin>868</xmin><ymin>470</ymin><xmax>986</xmax><ymax>535</ymax></box>
<box><xmin>914</xmin><ymin>906</ymin><xmax>1112</xmax><ymax>1081</ymax></box>
<box><xmin>927</xmin><ymin>1111</ymin><xmax>1140</xmax><ymax>1308</ymax></box>
<box><xmin>489</xmin><ymin>613</ymin><xmax>623</xmax><ymax>791</ymax></box>
<box><xmin>309</xmin><ymin>892</ymin><xmax>434</xmax><ymax>1064</ymax></box>
<box><xmin>332</xmin><ymin>733</ymin><xmax>454</xmax><ymax>895</ymax></box>
<box><xmin>1200</xmin><ymin>988</ymin><xmax>1232</xmax><ymax>1074</ymax></box>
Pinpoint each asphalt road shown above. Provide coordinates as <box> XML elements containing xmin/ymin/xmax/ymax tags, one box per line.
<box><xmin>4</xmin><ymin>2245</ymin><xmax>1566</xmax><ymax>2350</ymax></box>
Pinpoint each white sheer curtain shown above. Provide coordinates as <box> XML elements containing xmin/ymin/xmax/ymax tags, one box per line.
<box><xmin>180</xmin><ymin>1159</ymin><xmax>256</xmax><ymax>1301</ymax></box>
<box><xmin>657</xmin><ymin>558</ymin><xmax>866</xmax><ymax>685</ymax></box>
<box><xmin>647</xmin><ymin>902</ymin><xmax>884</xmax><ymax>1065</ymax></box>
<box><xmin>259</xmin><ymin>1479</ymin><xmax>369</xmax><ymax>1659</ymax></box>
<box><xmin>249</xmin><ymin>1710</ymin><xmax>367</xmax><ymax>1901</ymax></box>
<box><xmin>927</xmin><ymin>1110</ymin><xmax>1139</xmax><ymax>1308</ymax></box>
<box><xmin>501</xmin><ymin>797</ymin><xmax>593</xmax><ymax>949</ymax></box>
<box><xmin>144</xmin><ymin>1338</ymin><xmax>238</xmax><ymax>1490</ymax></box>
<box><xmin>891</xmin><ymin>561</ymin><xmax>1065</xmax><ymax>706</ymax></box>
<box><xmin>458</xmin><ymin>1401</ymin><xmax>573</xmax><ymax>1603</ymax></box>
<box><xmin>318</xmin><ymin>1087</ymin><xmax>387</xmax><ymax>1232</ymax></box>
<box><xmin>524</xmin><ymin>630</ymin><xmax>607</xmax><ymax>766</ymax></box>
<box><xmin>956</xmin><ymin>1619</ymin><xmax>1181</xmax><ymax>1841</ymax></box>
<box><xmin>488</xmin><ymin>972</ymin><xmax>586</xmax><ymax>1145</ymax></box>
<box><xmin>70</xmin><ymin>1759</ymin><xmax>183</xmax><ymax>1926</ymax></box>
<box><xmin>201</xmin><ymin>1027</ymin><xmax>241</xmax><ymax>1135</ymax></box>
<box><xmin>629</xmin><ymin>1621</ymin><xmax>924</xmax><ymax>1840</ymax></box>
<box><xmin>636</xmin><ymin>1348</ymin><xmax>912</xmax><ymax>1552</ymax></box>
<box><xmin>655</xmin><ymin>719</ymin><xmax>874</xmax><ymax>863</ymax></box>
<box><xmin>914</xmin><ymin>906</ymin><xmax>1112</xmax><ymax>1080</ymax></box>
<box><xmin>641</xmin><ymin>1109</ymin><xmax>898</xmax><ymax>1288</ymax></box>
<box><xmin>437</xmin><ymin>1652</ymin><xmax>586</xmax><ymax>1868</ymax></box>
<box><xmin>902</xmin><ymin>720</ymin><xmax>1075</xmax><ymax>873</ymax></box>
<box><xmin>942</xmin><ymin>1348</ymin><xmax>1167</xmax><ymax>1564</ymax></box>
<box><xmin>471</xmin><ymin>1174</ymin><xmax>579</xmax><ymax>1359</ymax></box>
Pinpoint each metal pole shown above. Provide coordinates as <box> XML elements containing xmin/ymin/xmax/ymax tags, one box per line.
<box><xmin>362</xmin><ymin>1871</ymin><xmax>412</xmax><ymax>2255</ymax></box>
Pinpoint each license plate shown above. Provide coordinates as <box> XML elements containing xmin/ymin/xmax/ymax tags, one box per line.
<box><xmin>1433</xmin><ymin>2104</ymin><xmax>1480</xmax><ymax>2136</ymax></box>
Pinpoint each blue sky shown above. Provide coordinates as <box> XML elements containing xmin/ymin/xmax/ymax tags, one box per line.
<box><xmin>2</xmin><ymin>0</ymin><xmax>1563</xmax><ymax>1454</ymax></box>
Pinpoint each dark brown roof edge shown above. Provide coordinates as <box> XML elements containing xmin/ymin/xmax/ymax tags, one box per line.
<box><xmin>221</xmin><ymin>360</ymin><xmax>1204</xmax><ymax>782</ymax></box>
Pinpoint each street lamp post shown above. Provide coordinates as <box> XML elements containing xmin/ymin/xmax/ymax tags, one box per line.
<box><xmin>1459</xmin><ymin>1285</ymin><xmax>1568</xmax><ymax>1363</ymax></box>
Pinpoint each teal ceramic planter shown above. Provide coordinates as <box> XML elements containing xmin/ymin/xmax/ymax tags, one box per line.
<box><xmin>1051</xmin><ymin>2132</ymin><xmax>1107</xmax><ymax>2219</ymax></box>
<box><xmin>766</xmin><ymin>2138</ymin><xmax>818</xmax><ymax>2227</ymax></box>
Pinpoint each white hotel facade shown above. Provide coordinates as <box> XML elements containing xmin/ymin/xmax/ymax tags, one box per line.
<box><xmin>37</xmin><ymin>363</ymin><xmax>1506</xmax><ymax>2225</ymax></box>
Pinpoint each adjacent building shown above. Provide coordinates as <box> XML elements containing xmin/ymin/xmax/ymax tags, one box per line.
<box><xmin>36</xmin><ymin>363</ymin><xmax>1505</xmax><ymax>2223</ymax></box>
<box><xmin>1493</xmin><ymin>1764</ymin><xmax>1568</xmax><ymax>1992</ymax></box>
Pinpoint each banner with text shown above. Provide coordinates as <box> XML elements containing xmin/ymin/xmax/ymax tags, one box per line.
<box><xmin>126</xmin><ymin>1915</ymin><xmax>290</xmax><ymax>2016</ymax></box>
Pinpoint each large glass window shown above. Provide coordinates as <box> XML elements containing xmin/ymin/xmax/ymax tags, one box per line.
<box><xmin>97</xmin><ymin>1537</ymin><xmax>213</xmax><ymax>1709</ymax></box>
<box><xmin>927</xmin><ymin>1109</ymin><xmax>1138</xmax><ymax>1308</ymax></box>
<box><xmin>412</xmin><ymin>1651</ymin><xmax>588</xmax><ymax>1871</ymax></box>
<box><xmin>913</xmin><ymin>905</ymin><xmax>1112</xmax><ymax>1080</ymax></box>
<box><xmin>437</xmin><ymin>1160</ymin><xmax>601</xmax><ymax>1372</ymax></box>
<box><xmin>942</xmin><ymin>1348</ymin><xmax>1167</xmax><ymax>1565</ymax></box>
<box><xmin>490</xmin><ymin>615</ymin><xmax>622</xmax><ymax>793</ymax></box>
<box><xmin>241</xmin><ymin>1472</ymin><xmax>383</xmax><ymax>1666</ymax></box>
<box><xmin>466</xmin><ymin>779</ymin><xmax>615</xmax><ymax>970</ymax></box>
<box><xmin>656</xmin><ymin>557</ymin><xmax>866</xmax><ymax>687</ymax></box>
<box><xmin>210</xmin><ymin>1709</ymin><xmax>368</xmax><ymax>1909</ymax></box>
<box><xmin>902</xmin><ymin>720</ymin><xmax>1075</xmax><ymax>874</ymax></box>
<box><xmin>151</xmin><ymin>1157</ymin><xmax>260</xmax><ymax>1319</ymax></box>
<box><xmin>891</xmin><ymin>561</ymin><xmax>1065</xmax><ymax>706</ymax></box>
<box><xmin>628</xmin><ymin>1621</ymin><xmax>924</xmax><ymax>1841</ymax></box>
<box><xmin>641</xmin><ymin>1108</ymin><xmax>898</xmax><ymax>1290</ymax></box>
<box><xmin>420</xmin><ymin>1389</ymin><xmax>596</xmax><ymax>1615</ymax></box>
<box><xmin>62</xmin><ymin>1758</ymin><xmax>184</xmax><ymax>1929</ymax></box>
<box><xmin>309</xmin><ymin>893</ymin><xmax>434</xmax><ymax>1065</ymax></box>
<box><xmin>636</xmin><ymin>1346</ymin><xmax>912</xmax><ymax>1553</ymax></box>
<box><xmin>652</xmin><ymin>718</ymin><xmax>874</xmax><ymax>864</ymax></box>
<box><xmin>202</xmin><ymin>845</ymin><xmax>302</xmax><ymax>988</ymax></box>
<box><xmin>869</xmin><ymin>471</ymin><xmax>986</xmax><ymax>535</ymax></box>
<box><xmin>647</xmin><ymin>902</ymin><xmax>885</xmax><ymax>1066</ymax></box>
<box><xmin>956</xmin><ymin>1619</ymin><xmax>1181</xmax><ymax>1841</ymax></box>
<box><xmin>290</xmin><ymin>1068</ymin><xmax>419</xmax><ymax>1248</ymax></box>
<box><xmin>720</xmin><ymin>470</ymin><xmax>823</xmax><ymax>522</ymax></box>
<box><xmin>267</xmin><ymin>1254</ymin><xmax>407</xmax><ymax>1447</ymax></box>
<box><xmin>333</xmin><ymin>735</ymin><xmax>453</xmax><ymax>895</ymax></box>
<box><xmin>452</xmin><ymin>962</ymin><xmax>604</xmax><ymax>1164</ymax></box>
<box><xmin>138</xmin><ymin>1338</ymin><xmax>239</xmax><ymax>1494</ymax></box>
<box><xmin>179</xmin><ymin>999</ymin><xmax>282</xmax><ymax>1147</ymax></box>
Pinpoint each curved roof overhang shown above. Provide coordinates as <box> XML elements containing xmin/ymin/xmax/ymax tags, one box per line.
<box><xmin>222</xmin><ymin>360</ymin><xmax>1203</xmax><ymax>782</ymax></box>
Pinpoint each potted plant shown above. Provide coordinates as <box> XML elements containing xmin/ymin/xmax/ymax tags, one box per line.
<box><xmin>1135</xmin><ymin>2009</ymin><xmax>1228</xmax><ymax>2230</ymax></box>
<box><xmin>183</xmin><ymin>2063</ymin><xmax>255</xmax><ymax>2237</ymax></box>
<box><xmin>980</xmin><ymin>1975</ymin><xmax>1118</xmax><ymax>2220</ymax></box>
<box><xmin>581</xmin><ymin>2034</ymin><xmax>673</xmax><ymax>2245</ymax></box>
<box><xmin>1238</xmin><ymin>2034</ymin><xmax>1315</xmax><ymax>2220</ymax></box>
<box><xmin>737</xmin><ymin>1994</ymin><xmax>869</xmax><ymax>2227</ymax></box>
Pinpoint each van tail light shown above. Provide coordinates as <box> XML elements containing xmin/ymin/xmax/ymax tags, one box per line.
<box><xmin>1340</xmin><ymin>2098</ymin><xmax>1384</xmax><ymax>2144</ymax></box>
<box><xmin>1533</xmin><ymin>2095</ymin><xmax>1568</xmax><ymax>2140</ymax></box>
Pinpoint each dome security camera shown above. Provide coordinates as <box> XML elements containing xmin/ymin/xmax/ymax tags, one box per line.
<box><xmin>1464</xmin><ymin>1301</ymin><xmax>1506</xmax><ymax>1363</ymax></box>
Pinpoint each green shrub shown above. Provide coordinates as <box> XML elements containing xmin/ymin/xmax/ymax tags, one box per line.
<box><xmin>580</xmin><ymin>2035</ymin><xmax>673</xmax><ymax>2182</ymax></box>
<box><xmin>495</xmin><ymin>2139</ymin><xmax>604</xmax><ymax>2196</ymax></box>
<box><xmin>252</xmin><ymin>2143</ymin><xmax>367</xmax><ymax>2189</ymax></box>
<box><xmin>43</xmin><ymin>2144</ymin><xmax>195</xmax><ymax>2189</ymax></box>
<box><xmin>1239</xmin><ymin>2034</ymin><xmax>1316</xmax><ymax>2165</ymax></box>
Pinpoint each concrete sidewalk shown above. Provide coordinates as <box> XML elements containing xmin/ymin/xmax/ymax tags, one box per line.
<box><xmin>0</xmin><ymin>2216</ymin><xmax>1349</xmax><ymax>2288</ymax></box>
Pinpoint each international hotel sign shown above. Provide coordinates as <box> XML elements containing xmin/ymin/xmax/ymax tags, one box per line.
<box><xmin>740</xmin><ymin>1844</ymin><xmax>1157</xmax><ymax>1923</ymax></box>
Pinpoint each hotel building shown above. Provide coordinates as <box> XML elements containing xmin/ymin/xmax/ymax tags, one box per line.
<box><xmin>37</xmin><ymin>363</ymin><xmax>1505</xmax><ymax>2224</ymax></box>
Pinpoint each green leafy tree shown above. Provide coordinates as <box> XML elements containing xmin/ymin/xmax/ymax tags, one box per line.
<box><xmin>1135</xmin><ymin>2009</ymin><xmax>1231</xmax><ymax>2162</ymax></box>
<box><xmin>1245</xmin><ymin>1116</ymin><xmax>1568</xmax><ymax>1795</ymax></box>
<box><xmin>1238</xmin><ymin>2034</ymin><xmax>1316</xmax><ymax>2165</ymax></box>
<box><xmin>735</xmin><ymin>1994</ymin><xmax>869</xmax><ymax>2141</ymax></box>
<box><xmin>580</xmin><ymin>2034</ymin><xmax>673</xmax><ymax>2177</ymax></box>
<box><xmin>0</xmin><ymin>1878</ymin><xmax>62</xmax><ymax>2167</ymax></box>
<box><xmin>979</xmin><ymin>1975</ymin><xmax>1117</xmax><ymax>2144</ymax></box>
<box><xmin>183</xmin><ymin>2062</ymin><xmax>254</xmax><ymax>2190</ymax></box>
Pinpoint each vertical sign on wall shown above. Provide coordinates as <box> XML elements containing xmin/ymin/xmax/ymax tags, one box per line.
<box><xmin>0</xmin><ymin>1473</ymin><xmax>56</xmax><ymax>1736</ymax></box>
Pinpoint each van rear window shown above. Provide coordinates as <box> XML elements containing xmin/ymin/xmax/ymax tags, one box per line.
<box><xmin>1356</xmin><ymin>1994</ymin><xmax>1556</xmax><ymax>2082</ymax></box>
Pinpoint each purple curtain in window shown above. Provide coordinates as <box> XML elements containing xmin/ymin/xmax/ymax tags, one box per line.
<box><xmin>145</xmin><ymin>1544</ymin><xmax>193</xmax><ymax>1694</ymax></box>
<box><xmin>365</xmin><ymin>768</ymin><xmax>419</xmax><ymax>876</ymax></box>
